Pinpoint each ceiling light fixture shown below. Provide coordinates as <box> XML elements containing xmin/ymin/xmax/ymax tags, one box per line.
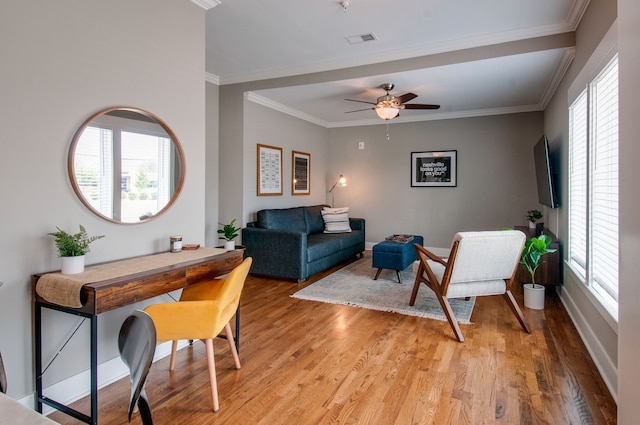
<box><xmin>340</xmin><ymin>0</ymin><xmax>350</xmax><ymax>12</ymax></box>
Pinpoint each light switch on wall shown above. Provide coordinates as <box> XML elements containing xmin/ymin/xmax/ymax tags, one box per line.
<box><xmin>358</xmin><ymin>141</ymin><xmax>365</xmax><ymax>150</ymax></box>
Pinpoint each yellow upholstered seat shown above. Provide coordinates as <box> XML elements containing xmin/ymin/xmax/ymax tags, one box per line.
<box><xmin>144</xmin><ymin>257</ymin><xmax>252</xmax><ymax>412</ymax></box>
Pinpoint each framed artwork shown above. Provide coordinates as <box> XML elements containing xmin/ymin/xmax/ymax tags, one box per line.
<box><xmin>292</xmin><ymin>151</ymin><xmax>310</xmax><ymax>195</ymax></box>
<box><xmin>257</xmin><ymin>144</ymin><xmax>283</xmax><ymax>196</ymax></box>
<box><xmin>411</xmin><ymin>150</ymin><xmax>457</xmax><ymax>187</ymax></box>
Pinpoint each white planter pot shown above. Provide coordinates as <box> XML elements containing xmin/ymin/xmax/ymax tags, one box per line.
<box><xmin>61</xmin><ymin>255</ymin><xmax>85</xmax><ymax>274</ymax></box>
<box><xmin>529</xmin><ymin>221</ymin><xmax>536</xmax><ymax>229</ymax></box>
<box><xmin>523</xmin><ymin>283</ymin><xmax>545</xmax><ymax>310</ymax></box>
<box><xmin>224</xmin><ymin>241</ymin><xmax>236</xmax><ymax>250</ymax></box>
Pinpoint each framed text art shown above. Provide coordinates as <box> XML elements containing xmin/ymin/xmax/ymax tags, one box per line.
<box><xmin>292</xmin><ymin>151</ymin><xmax>310</xmax><ymax>195</ymax></box>
<box><xmin>411</xmin><ymin>150</ymin><xmax>457</xmax><ymax>187</ymax></box>
<box><xmin>257</xmin><ymin>144</ymin><xmax>283</xmax><ymax>196</ymax></box>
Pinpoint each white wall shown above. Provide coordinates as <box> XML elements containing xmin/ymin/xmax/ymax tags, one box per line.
<box><xmin>0</xmin><ymin>0</ymin><xmax>206</xmax><ymax>398</ymax></box>
<box><xmin>328</xmin><ymin>113</ymin><xmax>544</xmax><ymax>247</ymax></box>
<box><xmin>543</xmin><ymin>0</ymin><xmax>619</xmax><ymax>399</ymax></box>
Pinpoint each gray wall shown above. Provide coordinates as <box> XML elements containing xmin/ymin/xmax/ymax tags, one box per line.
<box><xmin>242</xmin><ymin>101</ymin><xmax>329</xmax><ymax>223</ymax></box>
<box><xmin>327</xmin><ymin>114</ymin><xmax>543</xmax><ymax>247</ymax></box>
<box><xmin>543</xmin><ymin>0</ymin><xmax>619</xmax><ymax>399</ymax></box>
<box><xmin>0</xmin><ymin>0</ymin><xmax>206</xmax><ymax>398</ymax></box>
<box><xmin>618</xmin><ymin>0</ymin><xmax>640</xmax><ymax>421</ymax></box>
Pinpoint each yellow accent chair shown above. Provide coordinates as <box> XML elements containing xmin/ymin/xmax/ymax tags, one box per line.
<box><xmin>144</xmin><ymin>257</ymin><xmax>252</xmax><ymax>412</ymax></box>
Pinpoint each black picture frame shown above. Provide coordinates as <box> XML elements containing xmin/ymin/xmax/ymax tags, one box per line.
<box><xmin>411</xmin><ymin>150</ymin><xmax>457</xmax><ymax>187</ymax></box>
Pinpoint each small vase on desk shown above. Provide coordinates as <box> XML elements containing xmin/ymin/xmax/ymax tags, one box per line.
<box><xmin>224</xmin><ymin>241</ymin><xmax>236</xmax><ymax>250</ymax></box>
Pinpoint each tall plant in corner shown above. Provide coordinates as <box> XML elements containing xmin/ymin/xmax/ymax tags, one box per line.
<box><xmin>520</xmin><ymin>234</ymin><xmax>556</xmax><ymax>287</ymax></box>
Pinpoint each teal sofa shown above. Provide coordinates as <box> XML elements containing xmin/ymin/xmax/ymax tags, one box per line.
<box><xmin>242</xmin><ymin>205</ymin><xmax>365</xmax><ymax>282</ymax></box>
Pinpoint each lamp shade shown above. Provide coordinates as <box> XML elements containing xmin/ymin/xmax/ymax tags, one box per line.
<box><xmin>375</xmin><ymin>106</ymin><xmax>400</xmax><ymax>120</ymax></box>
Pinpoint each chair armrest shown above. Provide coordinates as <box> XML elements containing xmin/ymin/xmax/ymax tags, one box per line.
<box><xmin>349</xmin><ymin>217</ymin><xmax>365</xmax><ymax>232</ymax></box>
<box><xmin>241</xmin><ymin>227</ymin><xmax>307</xmax><ymax>280</ymax></box>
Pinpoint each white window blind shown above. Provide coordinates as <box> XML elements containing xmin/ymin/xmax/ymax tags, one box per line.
<box><xmin>590</xmin><ymin>57</ymin><xmax>619</xmax><ymax>301</ymax></box>
<box><xmin>568</xmin><ymin>91</ymin><xmax>588</xmax><ymax>279</ymax></box>
<box><xmin>567</xmin><ymin>54</ymin><xmax>619</xmax><ymax>308</ymax></box>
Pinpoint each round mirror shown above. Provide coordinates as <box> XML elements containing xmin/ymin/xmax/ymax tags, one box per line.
<box><xmin>69</xmin><ymin>107</ymin><xmax>185</xmax><ymax>224</ymax></box>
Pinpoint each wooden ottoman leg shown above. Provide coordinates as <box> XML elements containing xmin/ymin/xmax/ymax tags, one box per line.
<box><xmin>374</xmin><ymin>268</ymin><xmax>383</xmax><ymax>280</ymax></box>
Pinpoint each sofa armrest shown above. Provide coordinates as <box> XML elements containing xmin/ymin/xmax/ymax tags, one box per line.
<box><xmin>350</xmin><ymin>217</ymin><xmax>365</xmax><ymax>233</ymax></box>
<box><xmin>241</xmin><ymin>227</ymin><xmax>308</xmax><ymax>281</ymax></box>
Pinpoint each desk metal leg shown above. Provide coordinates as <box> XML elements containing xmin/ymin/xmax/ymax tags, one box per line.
<box><xmin>90</xmin><ymin>314</ymin><xmax>98</xmax><ymax>425</ymax></box>
<box><xmin>35</xmin><ymin>302</ymin><xmax>43</xmax><ymax>413</ymax></box>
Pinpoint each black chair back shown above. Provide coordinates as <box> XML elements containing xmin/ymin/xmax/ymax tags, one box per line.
<box><xmin>118</xmin><ymin>310</ymin><xmax>156</xmax><ymax>425</ymax></box>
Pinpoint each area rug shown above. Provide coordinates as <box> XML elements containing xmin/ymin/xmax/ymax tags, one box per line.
<box><xmin>292</xmin><ymin>258</ymin><xmax>475</xmax><ymax>324</ymax></box>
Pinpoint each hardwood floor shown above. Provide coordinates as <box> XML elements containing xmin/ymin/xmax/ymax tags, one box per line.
<box><xmin>48</xmin><ymin>253</ymin><xmax>616</xmax><ymax>425</ymax></box>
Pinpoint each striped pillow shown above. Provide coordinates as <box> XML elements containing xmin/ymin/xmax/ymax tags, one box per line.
<box><xmin>321</xmin><ymin>207</ymin><xmax>352</xmax><ymax>233</ymax></box>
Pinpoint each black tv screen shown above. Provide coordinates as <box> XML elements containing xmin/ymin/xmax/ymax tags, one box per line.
<box><xmin>533</xmin><ymin>135</ymin><xmax>559</xmax><ymax>208</ymax></box>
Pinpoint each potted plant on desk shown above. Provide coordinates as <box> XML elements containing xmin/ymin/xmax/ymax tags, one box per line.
<box><xmin>48</xmin><ymin>225</ymin><xmax>105</xmax><ymax>274</ymax></box>
<box><xmin>218</xmin><ymin>219</ymin><xmax>241</xmax><ymax>250</ymax></box>
<box><xmin>520</xmin><ymin>234</ymin><xmax>556</xmax><ymax>309</ymax></box>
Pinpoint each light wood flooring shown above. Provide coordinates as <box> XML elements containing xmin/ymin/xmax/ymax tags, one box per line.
<box><xmin>48</xmin><ymin>253</ymin><xmax>617</xmax><ymax>425</ymax></box>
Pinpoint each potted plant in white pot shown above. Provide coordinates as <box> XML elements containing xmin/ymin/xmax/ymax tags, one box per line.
<box><xmin>519</xmin><ymin>234</ymin><xmax>556</xmax><ymax>309</ymax></box>
<box><xmin>526</xmin><ymin>209</ymin><xmax>543</xmax><ymax>229</ymax></box>
<box><xmin>48</xmin><ymin>225</ymin><xmax>105</xmax><ymax>274</ymax></box>
<box><xmin>217</xmin><ymin>219</ymin><xmax>241</xmax><ymax>250</ymax></box>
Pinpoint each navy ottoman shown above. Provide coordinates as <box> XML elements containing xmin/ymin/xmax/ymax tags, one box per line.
<box><xmin>372</xmin><ymin>235</ymin><xmax>424</xmax><ymax>283</ymax></box>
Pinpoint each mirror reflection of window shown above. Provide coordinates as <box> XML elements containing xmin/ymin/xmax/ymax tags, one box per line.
<box><xmin>74</xmin><ymin>113</ymin><xmax>177</xmax><ymax>222</ymax></box>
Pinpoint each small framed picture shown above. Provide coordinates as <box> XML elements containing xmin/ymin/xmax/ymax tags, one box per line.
<box><xmin>411</xmin><ymin>150</ymin><xmax>457</xmax><ymax>187</ymax></box>
<box><xmin>292</xmin><ymin>151</ymin><xmax>310</xmax><ymax>195</ymax></box>
<box><xmin>257</xmin><ymin>144</ymin><xmax>283</xmax><ymax>196</ymax></box>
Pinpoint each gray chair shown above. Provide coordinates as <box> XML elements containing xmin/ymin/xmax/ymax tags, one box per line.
<box><xmin>118</xmin><ymin>310</ymin><xmax>156</xmax><ymax>425</ymax></box>
<box><xmin>410</xmin><ymin>230</ymin><xmax>531</xmax><ymax>342</ymax></box>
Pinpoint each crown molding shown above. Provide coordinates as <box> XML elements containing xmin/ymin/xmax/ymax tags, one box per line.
<box><xmin>190</xmin><ymin>0</ymin><xmax>221</xmax><ymax>11</ymax></box>
<box><xmin>205</xmin><ymin>72</ymin><xmax>220</xmax><ymax>85</ymax></box>
<box><xmin>538</xmin><ymin>47</ymin><xmax>576</xmax><ymax>109</ymax></box>
<box><xmin>245</xmin><ymin>92</ymin><xmax>328</xmax><ymax>128</ymax></box>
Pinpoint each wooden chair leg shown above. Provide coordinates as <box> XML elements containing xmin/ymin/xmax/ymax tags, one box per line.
<box><xmin>409</xmin><ymin>277</ymin><xmax>422</xmax><ymax>305</ymax></box>
<box><xmin>502</xmin><ymin>291</ymin><xmax>531</xmax><ymax>333</ymax></box>
<box><xmin>169</xmin><ymin>340</ymin><xmax>178</xmax><ymax>371</ymax></box>
<box><xmin>205</xmin><ymin>339</ymin><xmax>219</xmax><ymax>412</ymax></box>
<box><xmin>224</xmin><ymin>323</ymin><xmax>241</xmax><ymax>370</ymax></box>
<box><xmin>436</xmin><ymin>294</ymin><xmax>465</xmax><ymax>342</ymax></box>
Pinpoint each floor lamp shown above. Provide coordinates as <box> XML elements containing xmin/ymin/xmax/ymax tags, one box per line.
<box><xmin>328</xmin><ymin>174</ymin><xmax>347</xmax><ymax>207</ymax></box>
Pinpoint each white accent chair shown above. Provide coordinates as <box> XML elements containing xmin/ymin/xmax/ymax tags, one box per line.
<box><xmin>410</xmin><ymin>230</ymin><xmax>530</xmax><ymax>342</ymax></box>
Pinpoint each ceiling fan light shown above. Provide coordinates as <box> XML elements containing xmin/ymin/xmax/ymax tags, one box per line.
<box><xmin>376</xmin><ymin>106</ymin><xmax>400</xmax><ymax>120</ymax></box>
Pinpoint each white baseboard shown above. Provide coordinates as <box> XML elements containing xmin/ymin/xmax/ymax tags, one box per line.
<box><xmin>19</xmin><ymin>340</ymin><xmax>188</xmax><ymax>415</ymax></box>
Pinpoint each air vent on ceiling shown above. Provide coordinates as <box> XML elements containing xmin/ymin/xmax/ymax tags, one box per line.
<box><xmin>345</xmin><ymin>33</ymin><xmax>377</xmax><ymax>45</ymax></box>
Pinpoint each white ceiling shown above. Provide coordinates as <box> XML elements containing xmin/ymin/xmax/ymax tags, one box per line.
<box><xmin>204</xmin><ymin>0</ymin><xmax>587</xmax><ymax>127</ymax></box>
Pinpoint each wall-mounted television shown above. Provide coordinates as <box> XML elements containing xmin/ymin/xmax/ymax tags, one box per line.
<box><xmin>533</xmin><ymin>135</ymin><xmax>559</xmax><ymax>208</ymax></box>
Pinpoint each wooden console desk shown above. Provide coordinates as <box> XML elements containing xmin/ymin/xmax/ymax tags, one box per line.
<box><xmin>32</xmin><ymin>247</ymin><xmax>243</xmax><ymax>425</ymax></box>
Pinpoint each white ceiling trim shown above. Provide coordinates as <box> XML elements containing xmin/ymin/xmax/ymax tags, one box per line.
<box><xmin>205</xmin><ymin>72</ymin><xmax>220</xmax><ymax>85</ymax></box>
<box><xmin>567</xmin><ymin>0</ymin><xmax>591</xmax><ymax>31</ymax></box>
<box><xmin>246</xmin><ymin>91</ymin><xmax>548</xmax><ymax>129</ymax></box>
<box><xmin>217</xmin><ymin>23</ymin><xmax>577</xmax><ymax>85</ymax></box>
<box><xmin>245</xmin><ymin>92</ymin><xmax>328</xmax><ymax>128</ymax></box>
<box><xmin>538</xmin><ymin>47</ymin><xmax>576</xmax><ymax>109</ymax></box>
<box><xmin>190</xmin><ymin>0</ymin><xmax>221</xmax><ymax>11</ymax></box>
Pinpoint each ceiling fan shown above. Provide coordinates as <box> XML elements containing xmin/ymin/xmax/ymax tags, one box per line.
<box><xmin>345</xmin><ymin>83</ymin><xmax>440</xmax><ymax>120</ymax></box>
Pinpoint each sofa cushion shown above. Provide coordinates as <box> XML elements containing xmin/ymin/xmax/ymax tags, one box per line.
<box><xmin>304</xmin><ymin>205</ymin><xmax>326</xmax><ymax>234</ymax></box>
<box><xmin>257</xmin><ymin>207</ymin><xmax>306</xmax><ymax>233</ymax></box>
<box><xmin>306</xmin><ymin>231</ymin><xmax>363</xmax><ymax>262</ymax></box>
<box><xmin>321</xmin><ymin>207</ymin><xmax>352</xmax><ymax>233</ymax></box>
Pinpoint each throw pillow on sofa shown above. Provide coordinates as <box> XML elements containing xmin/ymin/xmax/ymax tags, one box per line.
<box><xmin>321</xmin><ymin>207</ymin><xmax>352</xmax><ymax>233</ymax></box>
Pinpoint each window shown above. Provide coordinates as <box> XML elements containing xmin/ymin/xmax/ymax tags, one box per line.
<box><xmin>568</xmin><ymin>54</ymin><xmax>619</xmax><ymax>316</ymax></box>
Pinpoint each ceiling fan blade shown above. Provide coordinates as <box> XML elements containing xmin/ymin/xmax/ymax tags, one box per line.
<box><xmin>344</xmin><ymin>107</ymin><xmax>375</xmax><ymax>114</ymax></box>
<box><xmin>403</xmin><ymin>103</ymin><xmax>441</xmax><ymax>110</ymax></box>
<box><xmin>345</xmin><ymin>98</ymin><xmax>377</xmax><ymax>105</ymax></box>
<box><xmin>395</xmin><ymin>92</ymin><xmax>418</xmax><ymax>104</ymax></box>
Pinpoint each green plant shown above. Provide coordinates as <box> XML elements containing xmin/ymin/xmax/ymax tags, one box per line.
<box><xmin>526</xmin><ymin>209</ymin><xmax>543</xmax><ymax>223</ymax></box>
<box><xmin>218</xmin><ymin>219</ymin><xmax>241</xmax><ymax>241</ymax></box>
<box><xmin>48</xmin><ymin>225</ymin><xmax>105</xmax><ymax>257</ymax></box>
<box><xmin>520</xmin><ymin>234</ymin><xmax>556</xmax><ymax>286</ymax></box>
